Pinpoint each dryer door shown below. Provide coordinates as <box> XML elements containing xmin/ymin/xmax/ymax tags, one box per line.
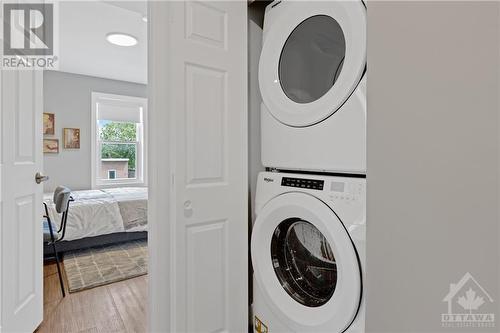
<box><xmin>259</xmin><ymin>1</ymin><xmax>366</xmax><ymax>127</ymax></box>
<box><xmin>251</xmin><ymin>192</ymin><xmax>362</xmax><ymax>332</ymax></box>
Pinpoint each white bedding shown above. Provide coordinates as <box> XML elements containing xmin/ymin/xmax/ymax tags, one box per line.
<box><xmin>103</xmin><ymin>187</ymin><xmax>148</xmax><ymax>232</ymax></box>
<box><xmin>101</xmin><ymin>187</ymin><xmax>147</xmax><ymax>201</ymax></box>
<box><xmin>44</xmin><ymin>187</ymin><xmax>148</xmax><ymax>241</ymax></box>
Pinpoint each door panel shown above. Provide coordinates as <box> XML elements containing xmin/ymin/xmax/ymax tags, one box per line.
<box><xmin>186</xmin><ymin>1</ymin><xmax>227</xmax><ymax>49</ymax></box>
<box><xmin>186</xmin><ymin>220</ymin><xmax>228</xmax><ymax>332</ymax></box>
<box><xmin>185</xmin><ymin>63</ymin><xmax>227</xmax><ymax>186</ymax></box>
<box><xmin>16</xmin><ymin>71</ymin><xmax>36</xmax><ymax>161</ymax></box>
<box><xmin>15</xmin><ymin>195</ymin><xmax>36</xmax><ymax>306</ymax></box>
<box><xmin>149</xmin><ymin>1</ymin><xmax>248</xmax><ymax>332</ymax></box>
<box><xmin>1</xmin><ymin>68</ymin><xmax>44</xmax><ymax>332</ymax></box>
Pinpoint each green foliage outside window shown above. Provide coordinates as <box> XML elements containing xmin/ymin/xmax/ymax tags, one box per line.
<box><xmin>100</xmin><ymin>122</ymin><xmax>137</xmax><ymax>170</ymax></box>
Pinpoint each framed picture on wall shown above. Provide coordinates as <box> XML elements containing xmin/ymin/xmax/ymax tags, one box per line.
<box><xmin>43</xmin><ymin>139</ymin><xmax>59</xmax><ymax>153</ymax></box>
<box><xmin>63</xmin><ymin>128</ymin><xmax>80</xmax><ymax>149</ymax></box>
<box><xmin>43</xmin><ymin>113</ymin><xmax>55</xmax><ymax>135</ymax></box>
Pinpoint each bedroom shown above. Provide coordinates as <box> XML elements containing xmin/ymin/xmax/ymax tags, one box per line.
<box><xmin>40</xmin><ymin>1</ymin><xmax>149</xmax><ymax>331</ymax></box>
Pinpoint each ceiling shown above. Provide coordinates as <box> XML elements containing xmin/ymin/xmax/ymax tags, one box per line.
<box><xmin>57</xmin><ymin>1</ymin><xmax>147</xmax><ymax>84</ymax></box>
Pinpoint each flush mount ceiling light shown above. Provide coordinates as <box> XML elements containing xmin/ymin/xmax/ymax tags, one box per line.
<box><xmin>106</xmin><ymin>33</ymin><xmax>138</xmax><ymax>47</ymax></box>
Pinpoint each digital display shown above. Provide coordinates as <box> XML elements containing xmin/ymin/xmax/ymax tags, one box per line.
<box><xmin>281</xmin><ymin>177</ymin><xmax>324</xmax><ymax>190</ymax></box>
<box><xmin>331</xmin><ymin>181</ymin><xmax>345</xmax><ymax>192</ymax></box>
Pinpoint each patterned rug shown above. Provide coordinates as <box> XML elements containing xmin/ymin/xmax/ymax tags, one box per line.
<box><xmin>63</xmin><ymin>240</ymin><xmax>148</xmax><ymax>293</ymax></box>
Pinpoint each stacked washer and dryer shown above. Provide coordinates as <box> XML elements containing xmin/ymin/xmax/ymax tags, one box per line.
<box><xmin>251</xmin><ymin>1</ymin><xmax>366</xmax><ymax>332</ymax></box>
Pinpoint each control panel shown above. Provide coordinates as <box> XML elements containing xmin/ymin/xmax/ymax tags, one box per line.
<box><xmin>281</xmin><ymin>177</ymin><xmax>324</xmax><ymax>190</ymax></box>
<box><xmin>329</xmin><ymin>180</ymin><xmax>364</xmax><ymax>203</ymax></box>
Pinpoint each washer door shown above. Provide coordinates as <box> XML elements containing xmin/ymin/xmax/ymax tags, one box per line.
<box><xmin>259</xmin><ymin>1</ymin><xmax>366</xmax><ymax>127</ymax></box>
<box><xmin>251</xmin><ymin>192</ymin><xmax>361</xmax><ymax>332</ymax></box>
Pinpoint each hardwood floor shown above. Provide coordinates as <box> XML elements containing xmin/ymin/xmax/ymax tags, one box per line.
<box><xmin>37</xmin><ymin>261</ymin><xmax>148</xmax><ymax>333</ymax></box>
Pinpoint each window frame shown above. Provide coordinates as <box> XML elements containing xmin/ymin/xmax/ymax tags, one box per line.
<box><xmin>91</xmin><ymin>92</ymin><xmax>148</xmax><ymax>189</ymax></box>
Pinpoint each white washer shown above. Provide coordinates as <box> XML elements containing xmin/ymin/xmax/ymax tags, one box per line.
<box><xmin>259</xmin><ymin>0</ymin><xmax>366</xmax><ymax>174</ymax></box>
<box><xmin>251</xmin><ymin>172</ymin><xmax>365</xmax><ymax>333</ymax></box>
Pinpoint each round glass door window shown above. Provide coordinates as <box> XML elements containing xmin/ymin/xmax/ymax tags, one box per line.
<box><xmin>271</xmin><ymin>218</ymin><xmax>337</xmax><ymax>307</ymax></box>
<box><xmin>279</xmin><ymin>15</ymin><xmax>346</xmax><ymax>104</ymax></box>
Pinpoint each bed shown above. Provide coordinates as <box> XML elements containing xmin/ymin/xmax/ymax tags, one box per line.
<box><xmin>43</xmin><ymin>187</ymin><xmax>148</xmax><ymax>254</ymax></box>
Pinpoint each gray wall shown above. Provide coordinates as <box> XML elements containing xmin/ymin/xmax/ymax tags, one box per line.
<box><xmin>247</xmin><ymin>2</ymin><xmax>266</xmax><ymax>311</ymax></box>
<box><xmin>366</xmin><ymin>2</ymin><xmax>499</xmax><ymax>332</ymax></box>
<box><xmin>248</xmin><ymin>2</ymin><xmax>266</xmax><ymax>222</ymax></box>
<box><xmin>43</xmin><ymin>71</ymin><xmax>147</xmax><ymax>192</ymax></box>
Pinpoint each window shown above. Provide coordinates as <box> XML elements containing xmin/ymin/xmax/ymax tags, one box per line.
<box><xmin>108</xmin><ymin>170</ymin><xmax>117</xmax><ymax>179</ymax></box>
<box><xmin>92</xmin><ymin>92</ymin><xmax>147</xmax><ymax>188</ymax></box>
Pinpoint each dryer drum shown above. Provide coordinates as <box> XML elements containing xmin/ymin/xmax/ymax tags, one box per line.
<box><xmin>279</xmin><ymin>15</ymin><xmax>346</xmax><ymax>104</ymax></box>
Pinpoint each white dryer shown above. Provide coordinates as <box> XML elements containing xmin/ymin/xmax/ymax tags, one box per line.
<box><xmin>251</xmin><ymin>172</ymin><xmax>365</xmax><ymax>333</ymax></box>
<box><xmin>259</xmin><ymin>0</ymin><xmax>366</xmax><ymax>174</ymax></box>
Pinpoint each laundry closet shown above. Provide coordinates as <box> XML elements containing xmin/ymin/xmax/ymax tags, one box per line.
<box><xmin>247</xmin><ymin>1</ymin><xmax>366</xmax><ymax>332</ymax></box>
<box><xmin>247</xmin><ymin>2</ymin><xmax>500</xmax><ymax>333</ymax></box>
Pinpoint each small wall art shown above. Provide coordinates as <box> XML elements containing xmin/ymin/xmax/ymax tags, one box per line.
<box><xmin>63</xmin><ymin>128</ymin><xmax>80</xmax><ymax>149</ymax></box>
<box><xmin>43</xmin><ymin>139</ymin><xmax>59</xmax><ymax>153</ymax></box>
<box><xmin>43</xmin><ymin>113</ymin><xmax>55</xmax><ymax>135</ymax></box>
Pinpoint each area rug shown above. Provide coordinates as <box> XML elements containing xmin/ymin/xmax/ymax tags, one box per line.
<box><xmin>63</xmin><ymin>240</ymin><xmax>148</xmax><ymax>293</ymax></box>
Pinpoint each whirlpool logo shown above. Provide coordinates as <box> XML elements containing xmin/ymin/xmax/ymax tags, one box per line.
<box><xmin>263</xmin><ymin>177</ymin><xmax>274</xmax><ymax>183</ymax></box>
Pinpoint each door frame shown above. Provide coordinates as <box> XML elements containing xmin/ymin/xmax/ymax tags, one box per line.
<box><xmin>148</xmin><ymin>2</ymin><xmax>172</xmax><ymax>331</ymax></box>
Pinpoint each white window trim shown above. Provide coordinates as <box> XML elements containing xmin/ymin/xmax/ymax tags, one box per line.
<box><xmin>91</xmin><ymin>92</ymin><xmax>148</xmax><ymax>189</ymax></box>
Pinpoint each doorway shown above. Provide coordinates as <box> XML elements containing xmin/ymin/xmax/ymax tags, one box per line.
<box><xmin>39</xmin><ymin>1</ymin><xmax>149</xmax><ymax>331</ymax></box>
<box><xmin>0</xmin><ymin>1</ymin><xmax>248</xmax><ymax>332</ymax></box>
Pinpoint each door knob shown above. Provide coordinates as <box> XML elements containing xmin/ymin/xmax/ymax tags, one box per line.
<box><xmin>35</xmin><ymin>172</ymin><xmax>49</xmax><ymax>184</ymax></box>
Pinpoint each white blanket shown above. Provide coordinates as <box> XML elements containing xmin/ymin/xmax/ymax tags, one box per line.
<box><xmin>44</xmin><ymin>187</ymin><xmax>148</xmax><ymax>241</ymax></box>
<box><xmin>101</xmin><ymin>187</ymin><xmax>148</xmax><ymax>201</ymax></box>
<box><xmin>102</xmin><ymin>187</ymin><xmax>148</xmax><ymax>232</ymax></box>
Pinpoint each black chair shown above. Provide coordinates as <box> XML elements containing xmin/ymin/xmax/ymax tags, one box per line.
<box><xmin>43</xmin><ymin>186</ymin><xmax>74</xmax><ymax>297</ymax></box>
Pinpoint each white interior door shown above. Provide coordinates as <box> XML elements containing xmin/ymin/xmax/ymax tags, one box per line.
<box><xmin>0</xmin><ymin>68</ymin><xmax>44</xmax><ymax>332</ymax></box>
<box><xmin>149</xmin><ymin>1</ymin><xmax>248</xmax><ymax>332</ymax></box>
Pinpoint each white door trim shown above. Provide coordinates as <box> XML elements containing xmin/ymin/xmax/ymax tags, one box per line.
<box><xmin>148</xmin><ymin>2</ymin><xmax>172</xmax><ymax>331</ymax></box>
